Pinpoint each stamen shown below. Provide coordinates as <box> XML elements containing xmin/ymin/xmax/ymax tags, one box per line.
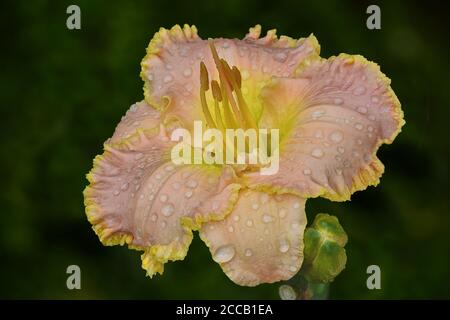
<box><xmin>199</xmin><ymin>62</ymin><xmax>216</xmax><ymax>128</ymax></box>
<box><xmin>211</xmin><ymin>80</ymin><xmax>225</xmax><ymax>129</ymax></box>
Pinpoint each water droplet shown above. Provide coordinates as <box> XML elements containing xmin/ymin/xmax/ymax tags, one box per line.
<box><xmin>241</xmin><ymin>69</ymin><xmax>250</xmax><ymax>80</ymax></box>
<box><xmin>312</xmin><ymin>109</ymin><xmax>325</xmax><ymax>119</ymax></box>
<box><xmin>337</xmin><ymin>146</ymin><xmax>345</xmax><ymax>154</ymax></box>
<box><xmin>155</xmin><ymin>173</ymin><xmax>162</xmax><ymax>180</ymax></box>
<box><xmin>151</xmin><ymin>214</ymin><xmax>157</xmax><ymax>222</ymax></box>
<box><xmin>228</xmin><ymin>226</ymin><xmax>234</xmax><ymax>233</ymax></box>
<box><xmin>279</xmin><ymin>209</ymin><xmax>287</xmax><ymax>218</ymax></box>
<box><xmin>355</xmin><ymin>123</ymin><xmax>363</xmax><ymax>130</ymax></box>
<box><xmin>162</xmin><ymin>203</ymin><xmax>174</xmax><ymax>217</ymax></box>
<box><xmin>134</xmin><ymin>153</ymin><xmax>144</xmax><ymax>160</ymax></box>
<box><xmin>367</xmin><ymin>126</ymin><xmax>374</xmax><ymax>132</ymax></box>
<box><xmin>291</xmin><ymin>222</ymin><xmax>300</xmax><ymax>230</ymax></box>
<box><xmin>163</xmin><ymin>75</ymin><xmax>173</xmax><ymax>83</ymax></box>
<box><xmin>353</xmin><ymin>86</ymin><xmax>366</xmax><ymax>95</ymax></box>
<box><xmin>222</xmin><ymin>41</ymin><xmax>230</xmax><ymax>49</ymax></box>
<box><xmin>262</xmin><ymin>214</ymin><xmax>273</xmax><ymax>223</ymax></box>
<box><xmin>314</xmin><ymin>130</ymin><xmax>323</xmax><ymax>139</ymax></box>
<box><xmin>371</xmin><ymin>96</ymin><xmax>379</xmax><ymax>103</ymax></box>
<box><xmin>246</xmin><ymin>219</ymin><xmax>254</xmax><ymax>227</ymax></box>
<box><xmin>260</xmin><ymin>193</ymin><xmax>269</xmax><ymax>204</ymax></box>
<box><xmin>330</xmin><ymin>130</ymin><xmax>343</xmax><ymax>143</ymax></box>
<box><xmin>293</xmin><ymin>202</ymin><xmax>301</xmax><ymax>209</ymax></box>
<box><xmin>303</xmin><ymin>169</ymin><xmax>311</xmax><ymax>175</ymax></box>
<box><xmin>172</xmin><ymin>182</ymin><xmax>181</xmax><ymax>190</ymax></box>
<box><xmin>334</xmin><ymin>97</ymin><xmax>344</xmax><ymax>105</ymax></box>
<box><xmin>311</xmin><ymin>148</ymin><xmax>324</xmax><ymax>158</ymax></box>
<box><xmin>113</xmin><ymin>190</ymin><xmax>120</xmax><ymax>196</ymax></box>
<box><xmin>289</xmin><ymin>265</ymin><xmax>297</xmax><ymax>272</ymax></box>
<box><xmin>252</xmin><ymin>203</ymin><xmax>259</xmax><ymax>210</ymax></box>
<box><xmin>336</xmin><ymin>168</ymin><xmax>343</xmax><ymax>175</ymax></box>
<box><xmin>160</xmin><ymin>194</ymin><xmax>168</xmax><ymax>203</ymax></box>
<box><xmin>120</xmin><ymin>182</ymin><xmax>129</xmax><ymax>191</ymax></box>
<box><xmin>357</xmin><ymin>106</ymin><xmax>367</xmax><ymax>114</ymax></box>
<box><xmin>274</xmin><ymin>52</ymin><xmax>288</xmax><ymax>63</ymax></box>
<box><xmin>165</xmin><ymin>165</ymin><xmax>174</xmax><ymax>172</ymax></box>
<box><xmin>278</xmin><ymin>238</ymin><xmax>290</xmax><ymax>253</ymax></box>
<box><xmin>245</xmin><ymin>248</ymin><xmax>253</xmax><ymax>257</ymax></box>
<box><xmin>357</xmin><ymin>139</ymin><xmax>363</xmax><ymax>145</ymax></box>
<box><xmin>161</xmin><ymin>221</ymin><xmax>167</xmax><ymax>228</ymax></box>
<box><xmin>233</xmin><ymin>215</ymin><xmax>240</xmax><ymax>222</ymax></box>
<box><xmin>262</xmin><ymin>66</ymin><xmax>270</xmax><ymax>74</ymax></box>
<box><xmin>183</xmin><ymin>68</ymin><xmax>192</xmax><ymax>77</ymax></box>
<box><xmin>186</xmin><ymin>179</ymin><xmax>198</xmax><ymax>189</ymax></box>
<box><xmin>213</xmin><ymin>245</ymin><xmax>235</xmax><ymax>263</ymax></box>
<box><xmin>184</xmin><ymin>190</ymin><xmax>193</xmax><ymax>198</ymax></box>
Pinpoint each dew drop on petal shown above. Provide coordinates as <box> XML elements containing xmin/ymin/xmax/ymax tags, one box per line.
<box><xmin>334</xmin><ymin>97</ymin><xmax>344</xmax><ymax>105</ymax></box>
<box><xmin>252</xmin><ymin>203</ymin><xmax>259</xmax><ymax>210</ymax></box>
<box><xmin>353</xmin><ymin>86</ymin><xmax>366</xmax><ymax>95</ymax></box>
<box><xmin>278</xmin><ymin>238</ymin><xmax>290</xmax><ymax>253</ymax></box>
<box><xmin>337</xmin><ymin>146</ymin><xmax>345</xmax><ymax>154</ymax></box>
<box><xmin>278</xmin><ymin>209</ymin><xmax>287</xmax><ymax>218</ymax></box>
<box><xmin>134</xmin><ymin>153</ymin><xmax>144</xmax><ymax>160</ymax></box>
<box><xmin>184</xmin><ymin>190</ymin><xmax>193</xmax><ymax>198</ymax></box>
<box><xmin>186</xmin><ymin>179</ymin><xmax>198</xmax><ymax>189</ymax></box>
<box><xmin>113</xmin><ymin>190</ymin><xmax>120</xmax><ymax>196</ymax></box>
<box><xmin>228</xmin><ymin>226</ymin><xmax>234</xmax><ymax>233</ymax></box>
<box><xmin>293</xmin><ymin>202</ymin><xmax>301</xmax><ymax>209</ymax></box>
<box><xmin>303</xmin><ymin>169</ymin><xmax>311</xmax><ymax>175</ymax></box>
<box><xmin>159</xmin><ymin>194</ymin><xmax>168</xmax><ymax>203</ymax></box>
<box><xmin>120</xmin><ymin>182</ymin><xmax>129</xmax><ymax>191</ymax></box>
<box><xmin>274</xmin><ymin>52</ymin><xmax>288</xmax><ymax>63</ymax></box>
<box><xmin>311</xmin><ymin>148</ymin><xmax>324</xmax><ymax>158</ymax></box>
<box><xmin>357</xmin><ymin>106</ymin><xmax>368</xmax><ymax>114</ymax></box>
<box><xmin>151</xmin><ymin>214</ymin><xmax>157</xmax><ymax>222</ymax></box>
<box><xmin>163</xmin><ymin>75</ymin><xmax>173</xmax><ymax>83</ymax></box>
<box><xmin>162</xmin><ymin>203</ymin><xmax>174</xmax><ymax>217</ymax></box>
<box><xmin>233</xmin><ymin>215</ymin><xmax>240</xmax><ymax>222</ymax></box>
<box><xmin>246</xmin><ymin>219</ymin><xmax>254</xmax><ymax>227</ymax></box>
<box><xmin>183</xmin><ymin>68</ymin><xmax>192</xmax><ymax>77</ymax></box>
<box><xmin>245</xmin><ymin>248</ymin><xmax>253</xmax><ymax>257</ymax></box>
<box><xmin>355</xmin><ymin>123</ymin><xmax>363</xmax><ymax>130</ymax></box>
<box><xmin>262</xmin><ymin>214</ymin><xmax>273</xmax><ymax>224</ymax></box>
<box><xmin>330</xmin><ymin>130</ymin><xmax>343</xmax><ymax>143</ymax></box>
<box><xmin>213</xmin><ymin>245</ymin><xmax>235</xmax><ymax>263</ymax></box>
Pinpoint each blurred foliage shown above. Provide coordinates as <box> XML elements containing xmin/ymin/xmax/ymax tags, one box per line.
<box><xmin>1</xmin><ymin>0</ymin><xmax>449</xmax><ymax>299</ymax></box>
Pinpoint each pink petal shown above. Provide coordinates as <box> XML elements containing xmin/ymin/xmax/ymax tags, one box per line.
<box><xmin>140</xmin><ymin>24</ymin><xmax>319</xmax><ymax>129</ymax></box>
<box><xmin>200</xmin><ymin>190</ymin><xmax>306</xmax><ymax>286</ymax></box>
<box><xmin>84</xmin><ymin>106</ymin><xmax>241</xmax><ymax>277</ymax></box>
<box><xmin>110</xmin><ymin>100</ymin><xmax>163</xmax><ymax>144</ymax></box>
<box><xmin>251</xmin><ymin>54</ymin><xmax>405</xmax><ymax>201</ymax></box>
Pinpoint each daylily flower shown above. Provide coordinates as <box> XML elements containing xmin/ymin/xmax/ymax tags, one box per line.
<box><xmin>84</xmin><ymin>25</ymin><xmax>404</xmax><ymax>286</ymax></box>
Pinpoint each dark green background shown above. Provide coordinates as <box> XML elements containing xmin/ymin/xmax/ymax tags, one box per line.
<box><xmin>1</xmin><ymin>0</ymin><xmax>449</xmax><ymax>299</ymax></box>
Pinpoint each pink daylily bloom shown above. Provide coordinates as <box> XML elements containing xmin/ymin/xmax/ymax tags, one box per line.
<box><xmin>84</xmin><ymin>25</ymin><xmax>404</xmax><ymax>286</ymax></box>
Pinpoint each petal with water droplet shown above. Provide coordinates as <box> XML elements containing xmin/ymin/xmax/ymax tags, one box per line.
<box><xmin>251</xmin><ymin>54</ymin><xmax>404</xmax><ymax>201</ymax></box>
<box><xmin>200</xmin><ymin>190</ymin><xmax>306</xmax><ymax>286</ymax></box>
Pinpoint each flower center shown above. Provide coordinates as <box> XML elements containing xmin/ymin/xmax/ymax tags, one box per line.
<box><xmin>199</xmin><ymin>40</ymin><xmax>257</xmax><ymax>131</ymax></box>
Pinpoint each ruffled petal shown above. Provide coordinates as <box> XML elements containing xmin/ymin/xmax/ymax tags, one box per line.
<box><xmin>251</xmin><ymin>54</ymin><xmax>405</xmax><ymax>201</ymax></box>
<box><xmin>110</xmin><ymin>100</ymin><xmax>163</xmax><ymax>144</ymax></box>
<box><xmin>200</xmin><ymin>190</ymin><xmax>307</xmax><ymax>286</ymax></box>
<box><xmin>84</xmin><ymin>111</ymin><xmax>241</xmax><ymax>277</ymax></box>
<box><xmin>140</xmin><ymin>24</ymin><xmax>320</xmax><ymax>128</ymax></box>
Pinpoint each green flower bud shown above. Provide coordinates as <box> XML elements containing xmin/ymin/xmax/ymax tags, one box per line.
<box><xmin>302</xmin><ymin>213</ymin><xmax>348</xmax><ymax>283</ymax></box>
